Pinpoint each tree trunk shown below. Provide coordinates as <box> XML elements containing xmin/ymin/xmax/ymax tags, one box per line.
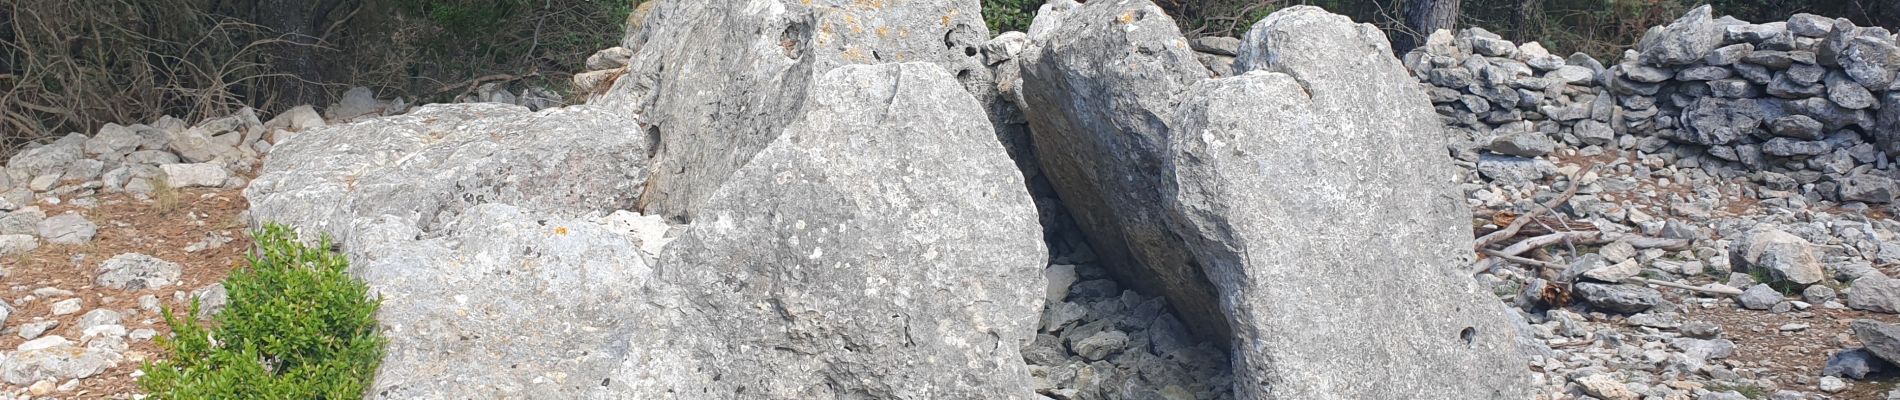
<box><xmin>257</xmin><ymin>0</ymin><xmax>325</xmax><ymax>108</ymax></box>
<box><xmin>1395</xmin><ymin>0</ymin><xmax>1461</xmax><ymax>54</ymax></box>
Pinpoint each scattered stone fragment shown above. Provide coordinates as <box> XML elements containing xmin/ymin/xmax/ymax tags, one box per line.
<box><xmin>0</xmin><ymin>336</ymin><xmax>116</xmax><ymax>385</ymax></box>
<box><xmin>1849</xmin><ymin>276</ymin><xmax>1900</xmax><ymax>313</ymax></box>
<box><xmin>1739</xmin><ymin>284</ymin><xmax>1783</xmax><ymax>310</ymax></box>
<box><xmin>18</xmin><ymin>321</ymin><xmax>56</xmax><ymax>340</ymax></box>
<box><xmin>1576</xmin><ymin>374</ymin><xmax>1639</xmax><ymax>400</ymax></box>
<box><xmin>1854</xmin><ymin>319</ymin><xmax>1900</xmax><ymax>365</ymax></box>
<box><xmin>49</xmin><ymin>298</ymin><xmax>82</xmax><ymax>316</ymax></box>
<box><xmin>95</xmin><ymin>253</ymin><xmax>182</xmax><ymax>290</ymax></box>
<box><xmin>159</xmin><ymin>163</ymin><xmax>230</xmax><ymax>188</ymax></box>
<box><xmin>35</xmin><ymin>214</ymin><xmax>96</xmax><ymax>245</ymax></box>
<box><xmin>1731</xmin><ymin>228</ymin><xmax>1824</xmax><ymax>286</ymax></box>
<box><xmin>1575</xmin><ymin>282</ymin><xmax>1671</xmax><ymax>314</ymax></box>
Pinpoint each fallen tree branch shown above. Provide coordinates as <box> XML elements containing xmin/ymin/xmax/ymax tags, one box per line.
<box><xmin>1492</xmin><ymin>231</ymin><xmax>1692</xmax><ymax>257</ymax></box>
<box><xmin>1481</xmin><ymin>249</ymin><xmax>1564</xmax><ymax>271</ymax></box>
<box><xmin>1474</xmin><ymin>168</ymin><xmax>1586</xmax><ymax>251</ymax></box>
<box><xmin>1625</xmin><ymin>277</ymin><xmax>1742</xmax><ymax>296</ymax></box>
<box><xmin>433</xmin><ymin>72</ymin><xmax>535</xmax><ymax>95</ymax></box>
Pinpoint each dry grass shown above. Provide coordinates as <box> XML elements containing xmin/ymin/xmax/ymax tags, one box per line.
<box><xmin>2</xmin><ymin>0</ymin><xmax>631</xmax><ymax>159</ymax></box>
<box><xmin>0</xmin><ymin>0</ymin><xmax>302</xmax><ymax>156</ymax></box>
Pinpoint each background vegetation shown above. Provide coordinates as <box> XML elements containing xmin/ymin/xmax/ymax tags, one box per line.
<box><xmin>6</xmin><ymin>0</ymin><xmax>1895</xmax><ymax>156</ymax></box>
<box><xmin>1</xmin><ymin>0</ymin><xmax>632</xmax><ymax>155</ymax></box>
<box><xmin>139</xmin><ymin>224</ymin><xmax>384</xmax><ymax>398</ymax></box>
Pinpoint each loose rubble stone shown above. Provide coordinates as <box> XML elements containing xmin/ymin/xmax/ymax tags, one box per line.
<box><xmin>35</xmin><ymin>213</ymin><xmax>95</xmax><ymax>245</ymax></box>
<box><xmin>1584</xmin><ymin>260</ymin><xmax>1643</xmax><ymax>282</ymax></box>
<box><xmin>0</xmin><ymin>234</ymin><xmax>37</xmax><ymax>257</ymax></box>
<box><xmin>1739</xmin><ymin>284</ymin><xmax>1783</xmax><ymax>310</ymax></box>
<box><xmin>49</xmin><ymin>299</ymin><xmax>81</xmax><ymax>316</ymax></box>
<box><xmin>1731</xmin><ymin>228</ymin><xmax>1824</xmax><ymax>286</ymax></box>
<box><xmin>1805</xmin><ymin>285</ymin><xmax>1839</xmax><ymax>303</ymax></box>
<box><xmin>0</xmin><ymin>336</ymin><xmax>115</xmax><ymax>385</ymax></box>
<box><xmin>95</xmin><ymin>253</ymin><xmax>182</xmax><ymax>290</ymax></box>
<box><xmin>1849</xmin><ymin>276</ymin><xmax>1900</xmax><ymax>313</ymax></box>
<box><xmin>1575</xmin><ymin>282</ymin><xmax>1671</xmax><ymax>314</ymax></box>
<box><xmin>1576</xmin><ymin>374</ymin><xmax>1640</xmax><ymax>400</ymax></box>
<box><xmin>1855</xmin><ymin>319</ymin><xmax>1900</xmax><ymax>365</ymax></box>
<box><xmin>1490</xmin><ymin>132</ymin><xmax>1557</xmax><ymax>157</ymax></box>
<box><xmin>160</xmin><ymin>163</ymin><xmax>230</xmax><ymax>188</ymax></box>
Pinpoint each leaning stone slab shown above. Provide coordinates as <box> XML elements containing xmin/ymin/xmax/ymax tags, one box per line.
<box><xmin>1165</xmin><ymin>7</ymin><xmax>1530</xmax><ymax>399</ymax></box>
<box><xmin>1017</xmin><ymin>0</ymin><xmax>1232</xmax><ymax>343</ymax></box>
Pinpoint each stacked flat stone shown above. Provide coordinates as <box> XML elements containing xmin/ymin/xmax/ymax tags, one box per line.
<box><xmin>1406</xmin><ymin>5</ymin><xmax>1900</xmax><ymax>204</ymax></box>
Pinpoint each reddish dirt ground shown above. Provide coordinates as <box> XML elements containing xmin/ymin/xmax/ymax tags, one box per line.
<box><xmin>2</xmin><ymin>187</ymin><xmax>251</xmax><ymax>398</ymax></box>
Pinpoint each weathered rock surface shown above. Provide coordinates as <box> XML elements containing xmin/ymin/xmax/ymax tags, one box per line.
<box><xmin>599</xmin><ymin>0</ymin><xmax>995</xmax><ymax>222</ymax></box>
<box><xmin>601</xmin><ymin>63</ymin><xmax>1046</xmax><ymax>398</ymax></box>
<box><xmin>1163</xmin><ymin>7</ymin><xmax>1529</xmax><ymax>399</ymax></box>
<box><xmin>246</xmin><ymin>103</ymin><xmax>648</xmax><ymax>245</ymax></box>
<box><xmin>342</xmin><ymin>204</ymin><xmax>660</xmax><ymax>398</ymax></box>
<box><xmin>1017</xmin><ymin>0</ymin><xmax>1230</xmax><ymax>343</ymax></box>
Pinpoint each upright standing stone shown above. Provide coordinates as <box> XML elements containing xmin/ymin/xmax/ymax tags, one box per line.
<box><xmin>1167</xmin><ymin>7</ymin><xmax>1530</xmax><ymax>399</ymax></box>
<box><xmin>604</xmin><ymin>63</ymin><xmax>1046</xmax><ymax>398</ymax></box>
<box><xmin>601</xmin><ymin>0</ymin><xmax>995</xmax><ymax>222</ymax></box>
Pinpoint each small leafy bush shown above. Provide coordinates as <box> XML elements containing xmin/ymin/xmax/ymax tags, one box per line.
<box><xmin>139</xmin><ymin>224</ymin><xmax>386</xmax><ymax>399</ymax></box>
<box><xmin>984</xmin><ymin>0</ymin><xmax>1040</xmax><ymax>33</ymax></box>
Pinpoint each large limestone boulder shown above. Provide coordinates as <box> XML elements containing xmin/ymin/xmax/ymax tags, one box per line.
<box><xmin>1017</xmin><ymin>0</ymin><xmax>1231</xmax><ymax>342</ymax></box>
<box><xmin>601</xmin><ymin>63</ymin><xmax>1046</xmax><ymax>398</ymax></box>
<box><xmin>245</xmin><ymin>103</ymin><xmax>648</xmax><ymax>244</ymax></box>
<box><xmin>600</xmin><ymin>0</ymin><xmax>995</xmax><ymax>222</ymax></box>
<box><xmin>1164</xmin><ymin>7</ymin><xmax>1529</xmax><ymax>398</ymax></box>
<box><xmin>350</xmin><ymin>204</ymin><xmax>663</xmax><ymax>398</ymax></box>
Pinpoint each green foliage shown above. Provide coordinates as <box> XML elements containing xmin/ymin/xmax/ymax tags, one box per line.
<box><xmin>984</xmin><ymin>0</ymin><xmax>1040</xmax><ymax>33</ymax></box>
<box><xmin>139</xmin><ymin>224</ymin><xmax>385</xmax><ymax>399</ymax></box>
<box><xmin>396</xmin><ymin>0</ymin><xmax>533</xmax><ymax>34</ymax></box>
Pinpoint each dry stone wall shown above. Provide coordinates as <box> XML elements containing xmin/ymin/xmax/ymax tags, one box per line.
<box><xmin>1404</xmin><ymin>5</ymin><xmax>1900</xmax><ymax>204</ymax></box>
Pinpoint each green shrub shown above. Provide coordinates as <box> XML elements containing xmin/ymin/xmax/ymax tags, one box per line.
<box><xmin>139</xmin><ymin>224</ymin><xmax>385</xmax><ymax>399</ymax></box>
<box><xmin>984</xmin><ymin>0</ymin><xmax>1040</xmax><ymax>33</ymax></box>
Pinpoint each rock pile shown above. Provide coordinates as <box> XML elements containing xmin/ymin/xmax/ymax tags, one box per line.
<box><xmin>1023</xmin><ymin>262</ymin><xmax>1234</xmax><ymax>399</ymax></box>
<box><xmin>0</xmin><ymin>104</ymin><xmax>334</xmax><ymax>257</ymax></box>
<box><xmin>1405</xmin><ymin>5</ymin><xmax>1900</xmax><ymax>204</ymax></box>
